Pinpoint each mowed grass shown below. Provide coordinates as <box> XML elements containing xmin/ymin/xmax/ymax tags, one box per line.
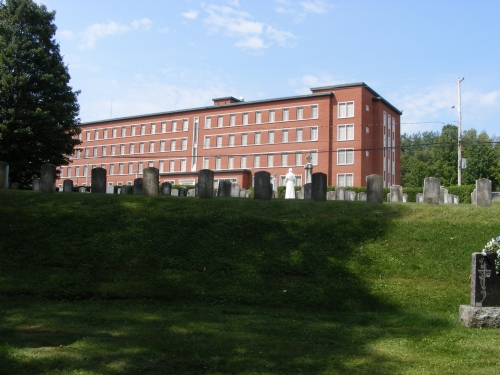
<box><xmin>1</xmin><ymin>190</ymin><xmax>500</xmax><ymax>374</ymax></box>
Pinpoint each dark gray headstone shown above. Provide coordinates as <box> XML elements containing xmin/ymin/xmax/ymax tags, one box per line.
<box><xmin>311</xmin><ymin>172</ymin><xmax>327</xmax><ymax>201</ymax></box>
<box><xmin>303</xmin><ymin>183</ymin><xmax>312</xmax><ymax>200</ymax></box>
<box><xmin>133</xmin><ymin>178</ymin><xmax>143</xmax><ymax>195</ymax></box>
<box><xmin>161</xmin><ymin>182</ymin><xmax>172</xmax><ymax>196</ymax></box>
<box><xmin>366</xmin><ymin>174</ymin><xmax>383</xmax><ymax>203</ymax></box>
<box><xmin>143</xmin><ymin>167</ymin><xmax>159</xmax><ymax>197</ymax></box>
<box><xmin>0</xmin><ymin>161</ymin><xmax>8</xmax><ymax>191</ymax></box>
<box><xmin>335</xmin><ymin>186</ymin><xmax>345</xmax><ymax>201</ymax></box>
<box><xmin>476</xmin><ymin>179</ymin><xmax>492</xmax><ymax>206</ymax></box>
<box><xmin>178</xmin><ymin>186</ymin><xmax>188</xmax><ymax>196</ymax></box>
<box><xmin>198</xmin><ymin>169</ymin><xmax>214</xmax><ymax>199</ymax></box>
<box><xmin>423</xmin><ymin>177</ymin><xmax>440</xmax><ymax>205</ymax></box>
<box><xmin>91</xmin><ymin>168</ymin><xmax>107</xmax><ymax>194</ymax></box>
<box><xmin>32</xmin><ymin>178</ymin><xmax>41</xmax><ymax>191</ymax></box>
<box><xmin>63</xmin><ymin>179</ymin><xmax>73</xmax><ymax>192</ymax></box>
<box><xmin>41</xmin><ymin>164</ymin><xmax>56</xmax><ymax>193</ymax></box>
<box><xmin>470</xmin><ymin>252</ymin><xmax>500</xmax><ymax>307</ymax></box>
<box><xmin>254</xmin><ymin>171</ymin><xmax>272</xmax><ymax>200</ymax></box>
<box><xmin>217</xmin><ymin>180</ymin><xmax>231</xmax><ymax>197</ymax></box>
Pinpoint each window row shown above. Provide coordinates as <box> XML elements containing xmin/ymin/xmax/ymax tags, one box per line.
<box><xmin>202</xmin><ymin>151</ymin><xmax>318</xmax><ymax>170</ymax></box>
<box><xmin>205</xmin><ymin>105</ymin><xmax>318</xmax><ymax>129</ymax></box>
<box><xmin>203</xmin><ymin>127</ymin><xmax>318</xmax><ymax>149</ymax></box>
<box><xmin>75</xmin><ymin>138</ymin><xmax>188</xmax><ymax>158</ymax></box>
<box><xmin>81</xmin><ymin>119</ymin><xmax>193</xmax><ymax>142</ymax></box>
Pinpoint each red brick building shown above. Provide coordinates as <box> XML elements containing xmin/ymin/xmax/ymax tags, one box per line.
<box><xmin>57</xmin><ymin>82</ymin><xmax>402</xmax><ymax>190</ymax></box>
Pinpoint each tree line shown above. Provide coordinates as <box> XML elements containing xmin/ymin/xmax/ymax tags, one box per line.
<box><xmin>400</xmin><ymin>124</ymin><xmax>500</xmax><ymax>190</ymax></box>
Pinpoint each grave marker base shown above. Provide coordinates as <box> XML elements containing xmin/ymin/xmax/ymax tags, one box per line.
<box><xmin>459</xmin><ymin>305</ymin><xmax>500</xmax><ymax>328</ymax></box>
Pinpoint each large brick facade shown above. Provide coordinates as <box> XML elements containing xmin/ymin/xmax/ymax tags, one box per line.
<box><xmin>57</xmin><ymin>82</ymin><xmax>401</xmax><ymax>189</ymax></box>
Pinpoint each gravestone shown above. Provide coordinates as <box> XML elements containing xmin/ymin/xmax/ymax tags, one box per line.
<box><xmin>296</xmin><ymin>188</ymin><xmax>304</xmax><ymax>200</ymax></box>
<box><xmin>217</xmin><ymin>180</ymin><xmax>231</xmax><ymax>197</ymax></box>
<box><xmin>402</xmin><ymin>194</ymin><xmax>408</xmax><ymax>203</ymax></box>
<box><xmin>335</xmin><ymin>186</ymin><xmax>345</xmax><ymax>201</ymax></box>
<box><xmin>230</xmin><ymin>182</ymin><xmax>241</xmax><ymax>198</ymax></box>
<box><xmin>187</xmin><ymin>189</ymin><xmax>196</xmax><ymax>197</ymax></box>
<box><xmin>423</xmin><ymin>177</ymin><xmax>440</xmax><ymax>205</ymax></box>
<box><xmin>389</xmin><ymin>185</ymin><xmax>403</xmax><ymax>202</ymax></box>
<box><xmin>459</xmin><ymin>252</ymin><xmax>500</xmax><ymax>328</ymax></box>
<box><xmin>117</xmin><ymin>188</ymin><xmax>122</xmax><ymax>194</ymax></box>
<box><xmin>304</xmin><ymin>154</ymin><xmax>314</xmax><ymax>184</ymax></box>
<box><xmin>121</xmin><ymin>186</ymin><xmax>130</xmax><ymax>195</ymax></box>
<box><xmin>41</xmin><ymin>164</ymin><xmax>56</xmax><ymax>193</ymax></box>
<box><xmin>416</xmin><ymin>193</ymin><xmax>423</xmax><ymax>203</ymax></box>
<box><xmin>311</xmin><ymin>172</ymin><xmax>327</xmax><ymax>201</ymax></box>
<box><xmin>0</xmin><ymin>161</ymin><xmax>8</xmax><ymax>191</ymax></box>
<box><xmin>387</xmin><ymin>193</ymin><xmax>391</xmax><ymax>202</ymax></box>
<box><xmin>63</xmin><ymin>179</ymin><xmax>73</xmax><ymax>192</ymax></box>
<box><xmin>198</xmin><ymin>169</ymin><xmax>214</xmax><ymax>199</ymax></box>
<box><xmin>91</xmin><ymin>168</ymin><xmax>107</xmax><ymax>194</ymax></box>
<box><xmin>239</xmin><ymin>189</ymin><xmax>247</xmax><ymax>198</ymax></box>
<box><xmin>195</xmin><ymin>183</ymin><xmax>199</xmax><ymax>197</ymax></box>
<box><xmin>272</xmin><ymin>190</ymin><xmax>278</xmax><ymax>199</ymax></box>
<box><xmin>79</xmin><ymin>187</ymin><xmax>86</xmax><ymax>193</ymax></box>
<box><xmin>345</xmin><ymin>190</ymin><xmax>356</xmax><ymax>201</ymax></box>
<box><xmin>178</xmin><ymin>186</ymin><xmax>188</xmax><ymax>196</ymax></box>
<box><xmin>254</xmin><ymin>171</ymin><xmax>272</xmax><ymax>200</ymax></box>
<box><xmin>358</xmin><ymin>192</ymin><xmax>367</xmax><ymax>201</ymax></box>
<box><xmin>143</xmin><ymin>167</ymin><xmax>159</xmax><ymax>197</ymax></box>
<box><xmin>453</xmin><ymin>195</ymin><xmax>460</xmax><ymax>204</ymax></box>
<box><xmin>366</xmin><ymin>174</ymin><xmax>383</xmax><ymax>203</ymax></box>
<box><xmin>439</xmin><ymin>187</ymin><xmax>448</xmax><ymax>204</ymax></box>
<box><xmin>32</xmin><ymin>178</ymin><xmax>41</xmax><ymax>191</ymax></box>
<box><xmin>303</xmin><ymin>183</ymin><xmax>312</xmax><ymax>200</ymax></box>
<box><xmin>475</xmin><ymin>179</ymin><xmax>492</xmax><ymax>206</ymax></box>
<box><xmin>327</xmin><ymin>191</ymin><xmax>335</xmax><ymax>201</ymax></box>
<box><xmin>471</xmin><ymin>190</ymin><xmax>477</xmax><ymax>205</ymax></box>
<box><xmin>133</xmin><ymin>178</ymin><xmax>143</xmax><ymax>195</ymax></box>
<box><xmin>171</xmin><ymin>189</ymin><xmax>179</xmax><ymax>196</ymax></box>
<box><xmin>161</xmin><ymin>182</ymin><xmax>172</xmax><ymax>196</ymax></box>
<box><xmin>106</xmin><ymin>185</ymin><xmax>114</xmax><ymax>194</ymax></box>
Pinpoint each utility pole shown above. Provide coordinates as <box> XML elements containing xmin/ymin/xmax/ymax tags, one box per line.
<box><xmin>457</xmin><ymin>77</ymin><xmax>464</xmax><ymax>186</ymax></box>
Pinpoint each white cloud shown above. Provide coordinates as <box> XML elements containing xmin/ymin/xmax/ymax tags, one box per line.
<box><xmin>182</xmin><ymin>10</ymin><xmax>199</xmax><ymax>19</ymax></box>
<box><xmin>289</xmin><ymin>73</ymin><xmax>343</xmax><ymax>94</ymax></box>
<box><xmin>78</xmin><ymin>18</ymin><xmax>152</xmax><ymax>50</ymax></box>
<box><xmin>58</xmin><ymin>30</ymin><xmax>74</xmax><ymax>40</ymax></box>
<box><xmin>266</xmin><ymin>26</ymin><xmax>296</xmax><ymax>46</ymax></box>
<box><xmin>300</xmin><ymin>0</ymin><xmax>331</xmax><ymax>14</ymax></box>
<box><xmin>235</xmin><ymin>36</ymin><xmax>268</xmax><ymax>50</ymax></box>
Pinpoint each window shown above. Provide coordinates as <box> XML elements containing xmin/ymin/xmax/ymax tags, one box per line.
<box><xmin>183</xmin><ymin>119</ymin><xmax>188</xmax><ymax>131</ymax></box>
<box><xmin>311</xmin><ymin>105</ymin><xmax>318</xmax><ymax>119</ymax></box>
<box><xmin>172</xmin><ymin>121</ymin><xmax>177</xmax><ymax>132</ymax></box>
<box><xmin>111</xmin><ymin>145</ymin><xmax>116</xmax><ymax>156</ymax></box>
<box><xmin>282</xmin><ymin>130</ymin><xmax>288</xmax><ymax>143</ymax></box>
<box><xmin>128</xmin><ymin>163</ymin><xmax>134</xmax><ymax>174</ymax></box>
<box><xmin>131</xmin><ymin>126</ymin><xmax>136</xmax><ymax>136</ymax></box>
<box><xmin>338</xmin><ymin>101</ymin><xmax>354</xmax><ymax>118</ymax></box>
<box><xmin>119</xmin><ymin>163</ymin><xmax>124</xmax><ymax>175</ymax></box>
<box><xmin>138</xmin><ymin>162</ymin><xmax>143</xmax><ymax>174</ymax></box>
<box><xmin>104</xmin><ymin>129</ymin><xmax>108</xmax><ymax>139</ymax></box>
<box><xmin>93</xmin><ymin>147</ymin><xmax>98</xmax><ymax>157</ymax></box>
<box><xmin>230</xmin><ymin>114</ymin><xmax>235</xmax><ymax>126</ymax></box>
<box><xmin>296</xmin><ymin>152</ymin><xmax>302</xmax><ymax>166</ymax></box>
<box><xmin>86</xmin><ymin>131</ymin><xmax>90</xmax><ymax>141</ymax></box>
<box><xmin>159</xmin><ymin>160</ymin><xmax>164</xmax><ymax>173</ymax></box>
<box><xmin>171</xmin><ymin>140</ymin><xmax>176</xmax><ymax>151</ymax></box>
<box><xmin>268</xmin><ymin>154</ymin><xmax>274</xmax><ymax>167</ymax></box>
<box><xmin>228</xmin><ymin>156</ymin><xmax>234</xmax><ymax>169</ymax></box>
<box><xmin>366</xmin><ymin>126</ymin><xmax>369</xmax><ymax>133</ymax></box>
<box><xmin>255</xmin><ymin>132</ymin><xmax>261</xmax><ymax>145</ymax></box>
<box><xmin>241</xmin><ymin>156</ymin><xmax>247</xmax><ymax>169</ymax></box>
<box><xmin>95</xmin><ymin>130</ymin><xmax>99</xmax><ymax>140</ymax></box>
<box><xmin>85</xmin><ymin>148</ymin><xmax>89</xmax><ymax>157</ymax></box>
<box><xmin>216</xmin><ymin>135</ymin><xmax>222</xmax><ymax>148</ymax></box>
<box><xmin>140</xmin><ymin>124</ymin><xmax>146</xmax><ymax>135</ymax></box>
<box><xmin>203</xmin><ymin>157</ymin><xmax>209</xmax><ymax>169</ymax></box>
<box><xmin>122</xmin><ymin>127</ymin><xmax>127</xmax><ymax>137</ymax></box>
<box><xmin>216</xmin><ymin>157</ymin><xmax>221</xmax><ymax>170</ymax></box>
<box><xmin>149</xmin><ymin>142</ymin><xmax>154</xmax><ymax>153</ymax></box>
<box><xmin>296</xmin><ymin>128</ymin><xmax>303</xmax><ymax>142</ymax></box>
<box><xmin>139</xmin><ymin>143</ymin><xmax>144</xmax><ymax>154</ymax></box>
<box><xmin>337</xmin><ymin>173</ymin><xmax>354</xmax><ymax>187</ymax></box>
<box><xmin>337</xmin><ymin>149</ymin><xmax>354</xmax><ymax>165</ymax></box>
<box><xmin>169</xmin><ymin>160</ymin><xmax>175</xmax><ymax>172</ymax></box>
<box><xmin>254</xmin><ymin>155</ymin><xmax>260</xmax><ymax>168</ymax></box>
<box><xmin>217</xmin><ymin>115</ymin><xmax>223</xmax><ymax>128</ymax></box>
<box><xmin>76</xmin><ymin>166</ymin><xmax>80</xmax><ymax>176</ymax></box>
<box><xmin>311</xmin><ymin>151</ymin><xmax>318</xmax><ymax>165</ymax></box>
<box><xmin>110</xmin><ymin>164</ymin><xmax>115</xmax><ymax>175</ymax></box>
<box><xmin>229</xmin><ymin>134</ymin><xmax>235</xmax><ymax>147</ymax></box>
<box><xmin>130</xmin><ymin>143</ymin><xmax>134</xmax><ymax>154</ymax></box>
<box><xmin>283</xmin><ymin>108</ymin><xmax>289</xmax><ymax>121</ymax></box>
<box><xmin>151</xmin><ymin>123</ymin><xmax>156</xmax><ymax>134</ymax></box>
<box><xmin>311</xmin><ymin>127</ymin><xmax>318</xmax><ymax>141</ymax></box>
<box><xmin>256</xmin><ymin>111</ymin><xmax>262</xmax><ymax>124</ymax></box>
<box><xmin>162</xmin><ymin>122</ymin><xmax>166</xmax><ymax>133</ymax></box>
<box><xmin>205</xmin><ymin>116</ymin><xmax>211</xmax><ymax>129</ymax></box>
<box><xmin>120</xmin><ymin>144</ymin><xmax>125</xmax><ymax>155</ymax></box>
<box><xmin>102</xmin><ymin>146</ymin><xmax>107</xmax><ymax>156</ymax></box>
<box><xmin>182</xmin><ymin>138</ymin><xmax>187</xmax><ymax>150</ymax></box>
<box><xmin>338</xmin><ymin>124</ymin><xmax>354</xmax><ymax>141</ymax></box>
<box><xmin>160</xmin><ymin>140</ymin><xmax>165</xmax><ymax>152</ymax></box>
<box><xmin>112</xmin><ymin>128</ymin><xmax>117</xmax><ymax>138</ymax></box>
<box><xmin>181</xmin><ymin>159</ymin><xmax>186</xmax><ymax>172</ymax></box>
<box><xmin>148</xmin><ymin>161</ymin><xmax>153</xmax><ymax>168</ymax></box>
<box><xmin>204</xmin><ymin>136</ymin><xmax>210</xmax><ymax>149</ymax></box>
<box><xmin>242</xmin><ymin>133</ymin><xmax>248</xmax><ymax>146</ymax></box>
<box><xmin>269</xmin><ymin>110</ymin><xmax>275</xmax><ymax>122</ymax></box>
<box><xmin>268</xmin><ymin>131</ymin><xmax>274</xmax><ymax>144</ymax></box>
<box><xmin>297</xmin><ymin>107</ymin><xmax>303</xmax><ymax>120</ymax></box>
<box><xmin>243</xmin><ymin>113</ymin><xmax>248</xmax><ymax>125</ymax></box>
<box><xmin>76</xmin><ymin>150</ymin><xmax>81</xmax><ymax>158</ymax></box>
<box><xmin>67</xmin><ymin>167</ymin><xmax>71</xmax><ymax>178</ymax></box>
<box><xmin>281</xmin><ymin>153</ymin><xmax>288</xmax><ymax>166</ymax></box>
<box><xmin>78</xmin><ymin>133</ymin><xmax>82</xmax><ymax>141</ymax></box>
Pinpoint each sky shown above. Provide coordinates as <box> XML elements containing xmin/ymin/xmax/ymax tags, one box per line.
<box><xmin>37</xmin><ymin>0</ymin><xmax>500</xmax><ymax>136</ymax></box>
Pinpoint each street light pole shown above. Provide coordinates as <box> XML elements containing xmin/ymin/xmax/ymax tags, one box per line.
<box><xmin>457</xmin><ymin>77</ymin><xmax>464</xmax><ymax>186</ymax></box>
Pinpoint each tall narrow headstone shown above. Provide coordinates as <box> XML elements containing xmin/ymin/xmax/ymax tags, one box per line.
<box><xmin>303</xmin><ymin>183</ymin><xmax>312</xmax><ymax>200</ymax></box>
<box><xmin>91</xmin><ymin>167</ymin><xmax>107</xmax><ymax>194</ymax></box>
<box><xmin>254</xmin><ymin>171</ymin><xmax>272</xmax><ymax>200</ymax></box>
<box><xmin>0</xmin><ymin>161</ymin><xmax>8</xmax><ymax>191</ymax></box>
<box><xmin>335</xmin><ymin>186</ymin><xmax>345</xmax><ymax>201</ymax></box>
<box><xmin>217</xmin><ymin>180</ymin><xmax>231</xmax><ymax>197</ymax></box>
<box><xmin>198</xmin><ymin>169</ymin><xmax>214</xmax><ymax>199</ymax></box>
<box><xmin>475</xmin><ymin>179</ymin><xmax>492</xmax><ymax>206</ymax></box>
<box><xmin>32</xmin><ymin>178</ymin><xmax>41</xmax><ymax>191</ymax></box>
<box><xmin>439</xmin><ymin>187</ymin><xmax>448</xmax><ymax>204</ymax></box>
<box><xmin>161</xmin><ymin>182</ymin><xmax>172</xmax><ymax>196</ymax></box>
<box><xmin>143</xmin><ymin>167</ymin><xmax>159</xmax><ymax>197</ymax></box>
<box><xmin>423</xmin><ymin>177</ymin><xmax>440</xmax><ymax>205</ymax></box>
<box><xmin>63</xmin><ymin>179</ymin><xmax>73</xmax><ymax>192</ymax></box>
<box><xmin>133</xmin><ymin>178</ymin><xmax>143</xmax><ymax>195</ymax></box>
<box><xmin>304</xmin><ymin>154</ymin><xmax>314</xmax><ymax>184</ymax></box>
<box><xmin>471</xmin><ymin>190</ymin><xmax>477</xmax><ymax>205</ymax></box>
<box><xmin>311</xmin><ymin>173</ymin><xmax>327</xmax><ymax>201</ymax></box>
<box><xmin>40</xmin><ymin>164</ymin><xmax>56</xmax><ymax>193</ymax></box>
<box><xmin>366</xmin><ymin>174</ymin><xmax>383</xmax><ymax>203</ymax></box>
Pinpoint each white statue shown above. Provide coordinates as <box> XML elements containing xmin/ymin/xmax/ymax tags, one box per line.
<box><xmin>284</xmin><ymin>168</ymin><xmax>296</xmax><ymax>199</ymax></box>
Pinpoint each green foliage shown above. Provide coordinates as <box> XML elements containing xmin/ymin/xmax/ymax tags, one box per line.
<box><xmin>0</xmin><ymin>0</ymin><xmax>81</xmax><ymax>185</ymax></box>
<box><xmin>277</xmin><ymin>185</ymin><xmax>301</xmax><ymax>198</ymax></box>
<box><xmin>447</xmin><ymin>184</ymin><xmax>475</xmax><ymax>204</ymax></box>
<box><xmin>402</xmin><ymin>187</ymin><xmax>423</xmax><ymax>203</ymax></box>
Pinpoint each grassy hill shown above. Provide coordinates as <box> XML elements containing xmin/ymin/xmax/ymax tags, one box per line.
<box><xmin>1</xmin><ymin>191</ymin><xmax>500</xmax><ymax>374</ymax></box>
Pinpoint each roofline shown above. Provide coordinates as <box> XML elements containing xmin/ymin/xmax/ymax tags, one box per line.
<box><xmin>212</xmin><ymin>96</ymin><xmax>242</xmax><ymax>102</ymax></box>
<box><xmin>80</xmin><ymin>92</ymin><xmax>333</xmax><ymax>126</ymax></box>
<box><xmin>160</xmin><ymin>169</ymin><xmax>252</xmax><ymax>176</ymax></box>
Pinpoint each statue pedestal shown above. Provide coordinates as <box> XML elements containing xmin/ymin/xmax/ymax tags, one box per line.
<box><xmin>304</xmin><ymin>163</ymin><xmax>313</xmax><ymax>184</ymax></box>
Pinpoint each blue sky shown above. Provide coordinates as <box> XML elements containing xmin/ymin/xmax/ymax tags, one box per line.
<box><xmin>39</xmin><ymin>0</ymin><xmax>500</xmax><ymax>136</ymax></box>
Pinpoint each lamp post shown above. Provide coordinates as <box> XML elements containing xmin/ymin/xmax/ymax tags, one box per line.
<box><xmin>457</xmin><ymin>77</ymin><xmax>464</xmax><ymax>186</ymax></box>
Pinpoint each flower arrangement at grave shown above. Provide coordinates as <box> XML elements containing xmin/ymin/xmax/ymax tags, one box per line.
<box><xmin>481</xmin><ymin>236</ymin><xmax>500</xmax><ymax>275</ymax></box>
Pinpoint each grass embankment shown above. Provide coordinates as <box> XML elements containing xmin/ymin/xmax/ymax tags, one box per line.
<box><xmin>1</xmin><ymin>191</ymin><xmax>500</xmax><ymax>374</ymax></box>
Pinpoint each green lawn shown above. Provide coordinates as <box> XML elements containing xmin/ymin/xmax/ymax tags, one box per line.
<box><xmin>1</xmin><ymin>190</ymin><xmax>499</xmax><ymax>374</ymax></box>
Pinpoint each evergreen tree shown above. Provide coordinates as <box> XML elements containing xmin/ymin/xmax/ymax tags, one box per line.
<box><xmin>0</xmin><ymin>0</ymin><xmax>81</xmax><ymax>185</ymax></box>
